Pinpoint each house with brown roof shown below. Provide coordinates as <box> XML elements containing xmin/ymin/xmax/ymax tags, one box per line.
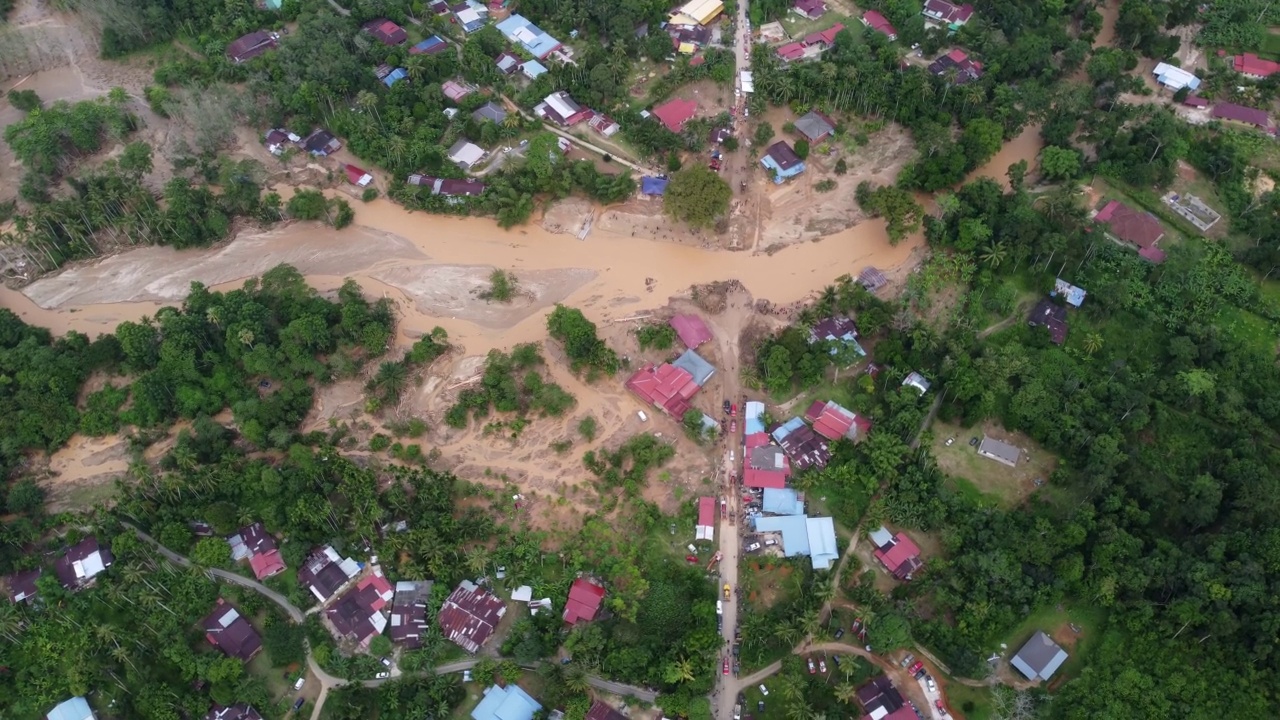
<box><xmin>302</xmin><ymin>129</ymin><xmax>342</xmax><ymax>156</ymax></box>
<box><xmin>856</xmin><ymin>675</ymin><xmax>915</xmax><ymax>720</ymax></box>
<box><xmin>1027</xmin><ymin>298</ymin><xmax>1067</xmax><ymax>345</ymax></box>
<box><xmin>439</xmin><ymin>580</ymin><xmax>507</xmax><ymax>652</ymax></box>
<box><xmin>585</xmin><ymin>701</ymin><xmax>629</xmax><ymax>720</ymax></box>
<box><xmin>921</xmin><ymin>0</ymin><xmax>973</xmax><ymax>28</ymax></box>
<box><xmin>761</xmin><ymin>141</ymin><xmax>805</xmax><ymax>182</ymax></box>
<box><xmin>298</xmin><ymin>546</ymin><xmax>359</xmax><ymax>604</ymax></box>
<box><xmin>1093</xmin><ymin>199</ymin><xmax>1167</xmax><ymax>263</ymax></box>
<box><xmin>389</xmin><ymin>580</ymin><xmax>433</xmax><ymax>648</ymax></box>
<box><xmin>53</xmin><ymin>536</ymin><xmax>114</xmax><ymax>590</ymax></box>
<box><xmin>795</xmin><ymin>110</ymin><xmax>835</xmax><ymax>143</ymax></box>
<box><xmin>363</xmin><ymin>18</ymin><xmax>408</xmax><ymax>45</ymax></box>
<box><xmin>326</xmin><ymin>569</ymin><xmax>394</xmax><ymax>647</ymax></box>
<box><xmin>228</xmin><ymin>523</ymin><xmax>286</xmax><ymax>580</ymax></box>
<box><xmin>792</xmin><ymin>0</ymin><xmax>827</xmax><ymax>19</ymax></box>
<box><xmin>928</xmin><ymin>48</ymin><xmax>983</xmax><ymax>83</ymax></box>
<box><xmin>5</xmin><ymin>568</ymin><xmax>41</xmax><ymax>603</ymax></box>
<box><xmin>204</xmin><ymin>704</ymin><xmax>264</xmax><ymax>720</ymax></box>
<box><xmin>226</xmin><ymin>31</ymin><xmax>278</xmax><ymax>64</ymax></box>
<box><xmin>563</xmin><ymin>577</ymin><xmax>606</xmax><ymax>624</ymax></box>
<box><xmin>535</xmin><ymin>91</ymin><xmax>592</xmax><ymax>126</ymax></box>
<box><xmin>203</xmin><ymin>599</ymin><xmax>263</xmax><ymax>661</ymax></box>
<box><xmin>1212</xmin><ymin>101</ymin><xmax>1270</xmax><ymax>130</ymax></box>
<box><xmin>407</xmin><ymin>176</ymin><xmax>487</xmax><ymax>197</ymax></box>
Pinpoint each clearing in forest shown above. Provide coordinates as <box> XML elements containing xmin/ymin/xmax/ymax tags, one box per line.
<box><xmin>931</xmin><ymin>420</ymin><xmax>1057</xmax><ymax>508</ymax></box>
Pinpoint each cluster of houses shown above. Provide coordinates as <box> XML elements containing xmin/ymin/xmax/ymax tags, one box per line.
<box><xmin>855</xmin><ymin>675</ymin><xmax>918</xmax><ymax>720</ymax></box>
<box><xmin>775</xmin><ymin>23</ymin><xmax>844</xmax><ymax>63</ymax></box>
<box><xmin>624</xmin><ymin>314</ymin><xmax>718</xmax><ymax>418</ymax></box>
<box><xmin>3</xmin><ymin>535</ymin><xmax>114</xmax><ymax>603</ymax></box>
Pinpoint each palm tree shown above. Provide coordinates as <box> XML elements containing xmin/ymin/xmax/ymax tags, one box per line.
<box><xmin>834</xmin><ymin>682</ymin><xmax>858</xmax><ymax>705</ymax></box>
<box><xmin>464</xmin><ymin>546</ymin><xmax>490</xmax><ymax>577</ymax></box>
<box><xmin>780</xmin><ymin>676</ymin><xmax>805</xmax><ymax>702</ymax></box>
<box><xmin>405</xmin><ymin>55</ymin><xmax>427</xmax><ymax>83</ymax></box>
<box><xmin>565</xmin><ymin>666</ymin><xmax>589</xmax><ymax>693</ymax></box>
<box><xmin>773</xmin><ymin>622</ymin><xmax>801</xmax><ymax>647</ymax></box>
<box><xmin>980</xmin><ymin>241</ymin><xmax>1007</xmax><ymax>269</ymax></box>
<box><xmin>1083</xmin><ymin>332</ymin><xmax>1103</xmax><ymax>355</ymax></box>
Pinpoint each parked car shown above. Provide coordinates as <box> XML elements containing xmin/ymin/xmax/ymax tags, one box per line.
<box><xmin>745</xmin><ymin>542</ymin><xmax>761</xmax><ymax>552</ymax></box>
<box><xmin>730</xmin><ymin>419</ymin><xmax>737</xmax><ymax>433</ymax></box>
<box><xmin>908</xmin><ymin>661</ymin><xmax>924</xmax><ymax>675</ymax></box>
<box><xmin>292</xmin><ymin>698</ymin><xmax>305</xmax><ymax>711</ymax></box>
<box><xmin>832</xmin><ymin>655</ymin><xmax>842</xmax><ymax>667</ymax></box>
<box><xmin>733</xmin><ymin>660</ymin><xmax>740</xmax><ymax>674</ymax></box>
<box><xmin>764</xmin><ymin>538</ymin><xmax>777</xmax><ymax>546</ymax></box>
<box><xmin>899</xmin><ymin>653</ymin><xmax>915</xmax><ymax>668</ymax></box>
<box><xmin>819</xmin><ymin>659</ymin><xmax>827</xmax><ymax>673</ymax></box>
<box><xmin>730</xmin><ymin>403</ymin><xmax>737</xmax><ymax>416</ymax></box>
<box><xmin>463</xmin><ymin>670</ymin><xmax>473</xmax><ymax>682</ymax></box>
<box><xmin>733</xmin><ymin>643</ymin><xmax>741</xmax><ymax>657</ymax></box>
<box><xmin>914</xmin><ymin>668</ymin><xmax>928</xmax><ymax>680</ymax></box>
<box><xmin>724</xmin><ymin>583</ymin><xmax>731</xmax><ymax>599</ymax></box>
<box><xmin>926</xmin><ymin>676</ymin><xmax>937</xmax><ymax>693</ymax></box>
<box><xmin>376</xmin><ymin>671</ymin><xmax>390</xmax><ymax>679</ymax></box>
<box><xmin>807</xmin><ymin>657</ymin><xmax>816</xmax><ymax>674</ymax></box>
<box><xmin>757</xmin><ymin>700</ymin><xmax>765</xmax><ymax>712</ymax></box>
<box><xmin>717</xmin><ymin>600</ymin><xmax>723</xmax><ymax>615</ymax></box>
<box><xmin>852</xmin><ymin>618</ymin><xmax>862</xmax><ymax>633</ymax></box>
<box><xmin>945</xmin><ymin>437</ymin><xmax>955</xmax><ymax>446</ymax></box>
<box><xmin>379</xmin><ymin>657</ymin><xmax>392</xmax><ymax>667</ymax></box>
<box><xmin>733</xmin><ymin>705</ymin><xmax>741</xmax><ymax>720</ymax></box>
<box><xmin>969</xmin><ymin>436</ymin><xmax>980</xmax><ymax>446</ymax></box>
<box><xmin>759</xmin><ymin>684</ymin><xmax>769</xmax><ymax>696</ymax></box>
<box><xmin>724</xmin><ymin>400</ymin><xmax>732</xmax><ymax>414</ymax></box>
<box><xmin>723</xmin><ymin>657</ymin><xmax>730</xmax><ymax>675</ymax></box>
<box><xmin>936</xmin><ymin>699</ymin><xmax>948</xmax><ymax>716</ymax></box>
<box><xmin>293</xmin><ymin>677</ymin><xmax>306</xmax><ymax>691</ymax></box>
<box><xmin>834</xmin><ymin>627</ymin><xmax>844</xmax><ymax>640</ymax></box>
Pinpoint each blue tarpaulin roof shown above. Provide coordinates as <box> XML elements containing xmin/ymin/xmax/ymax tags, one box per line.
<box><xmin>641</xmin><ymin>176</ymin><xmax>669</xmax><ymax>195</ymax></box>
<box><xmin>411</xmin><ymin>36</ymin><xmax>447</xmax><ymax>53</ymax></box>
<box><xmin>382</xmin><ymin>68</ymin><xmax>407</xmax><ymax>87</ymax></box>
<box><xmin>771</xmin><ymin>417</ymin><xmax>806</xmax><ymax>442</ymax></box>
<box><xmin>762</xmin><ymin>488</ymin><xmax>804</xmax><ymax>515</ymax></box>
<box><xmin>47</xmin><ymin>697</ymin><xmax>94</xmax><ymax>720</ymax></box>
<box><xmin>672</xmin><ymin>349</ymin><xmax>715</xmax><ymax>386</ymax></box>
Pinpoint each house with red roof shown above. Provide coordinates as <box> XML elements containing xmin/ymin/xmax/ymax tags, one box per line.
<box><xmin>536</xmin><ymin>91</ymin><xmax>593</xmax><ymax>127</ymax></box>
<box><xmin>1232</xmin><ymin>52</ymin><xmax>1280</xmax><ymax>79</ymax></box>
<box><xmin>439</xmin><ymin>580</ymin><xmax>507</xmax><ymax>652</ymax></box>
<box><xmin>226</xmin><ymin>30</ymin><xmax>278</xmax><ymax>64</ymax></box>
<box><xmin>743</xmin><ymin>433</ymin><xmax>791</xmax><ymax>489</ymax></box>
<box><xmin>804</xmin><ymin>400</ymin><xmax>869</xmax><ymax>441</ymax></box>
<box><xmin>345</xmin><ymin>165</ymin><xmax>373</xmax><ymax>187</ymax></box>
<box><xmin>871</xmin><ymin>529</ymin><xmax>922</xmax><ymax>581</ymax></box>
<box><xmin>928</xmin><ymin>48</ymin><xmax>983</xmax><ymax>83</ymax></box>
<box><xmin>4</xmin><ymin>568</ymin><xmax>41</xmax><ymax>602</ymax></box>
<box><xmin>653</xmin><ymin>98</ymin><xmax>698</xmax><ymax>133</ymax></box>
<box><xmin>860</xmin><ymin>10</ymin><xmax>897</xmax><ymax>40</ymax></box>
<box><xmin>1212</xmin><ymin>101</ymin><xmax>1271</xmax><ymax>130</ymax></box>
<box><xmin>696</xmin><ymin>496</ymin><xmax>715</xmax><ymax>540</ymax></box>
<box><xmin>1093</xmin><ymin>200</ymin><xmax>1167</xmax><ymax>263</ymax></box>
<box><xmin>563</xmin><ymin>578</ymin><xmax>606</xmax><ymax>624</ymax></box>
<box><xmin>775</xmin><ymin>23</ymin><xmax>844</xmax><ymax>63</ymax></box>
<box><xmin>326</xmin><ymin>569</ymin><xmax>395</xmax><ymax>647</ymax></box>
<box><xmin>363</xmin><ymin>18</ymin><xmax>408</xmax><ymax>45</ymax></box>
<box><xmin>228</xmin><ymin>523</ymin><xmax>286</xmax><ymax>580</ymax></box>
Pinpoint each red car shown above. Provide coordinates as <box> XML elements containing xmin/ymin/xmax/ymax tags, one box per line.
<box><xmin>723</xmin><ymin>657</ymin><xmax>730</xmax><ymax>675</ymax></box>
<box><xmin>730</xmin><ymin>419</ymin><xmax>737</xmax><ymax>433</ymax></box>
<box><xmin>935</xmin><ymin>700</ymin><xmax>948</xmax><ymax>716</ymax></box>
<box><xmin>686</xmin><ymin>555</ymin><xmax>698</xmax><ymax>563</ymax></box>
<box><xmin>806</xmin><ymin>658</ymin><xmax>816</xmax><ymax>674</ymax></box>
<box><xmin>908</xmin><ymin>661</ymin><xmax>924</xmax><ymax>675</ymax></box>
<box><xmin>730</xmin><ymin>403</ymin><xmax>738</xmax><ymax>417</ymax></box>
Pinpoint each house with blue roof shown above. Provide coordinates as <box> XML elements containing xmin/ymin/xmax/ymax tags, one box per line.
<box><xmin>410</xmin><ymin>35</ymin><xmax>450</xmax><ymax>55</ymax></box>
<box><xmin>520</xmin><ymin>59</ymin><xmax>548</xmax><ymax>79</ymax></box>
<box><xmin>495</xmin><ymin>14</ymin><xmax>563</xmax><ymax>59</ymax></box>
<box><xmin>671</xmin><ymin>349</ymin><xmax>715</xmax><ymax>385</ymax></box>
<box><xmin>745</xmin><ymin>400</ymin><xmax>767</xmax><ymax>435</ymax></box>
<box><xmin>752</xmin><ymin>514</ymin><xmax>839</xmax><ymax>569</ymax></box>
<box><xmin>641</xmin><ymin>176</ymin><xmax>669</xmax><ymax>196</ymax></box>
<box><xmin>471</xmin><ymin>683</ymin><xmax>542</xmax><ymax>720</ymax></box>
<box><xmin>762</xmin><ymin>487</ymin><xmax>804</xmax><ymax>515</ymax></box>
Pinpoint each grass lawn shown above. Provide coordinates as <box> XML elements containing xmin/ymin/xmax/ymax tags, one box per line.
<box><xmin>931</xmin><ymin>420</ymin><xmax>1058</xmax><ymax>508</ymax></box>
<box><xmin>740</xmin><ymin>557</ymin><xmax>800</xmax><ymax>610</ymax></box>
<box><xmin>247</xmin><ymin>648</ymin><xmax>294</xmax><ymax>703</ymax></box>
<box><xmin>776</xmin><ymin>12</ymin><xmax>857</xmax><ymax>44</ymax></box>
<box><xmin>999</xmin><ymin>603</ymin><xmax>1108</xmax><ymax>683</ymax></box>
<box><xmin>1218</xmin><ymin>305</ymin><xmax>1277</xmax><ymax>357</ymax></box>
<box><xmin>944</xmin><ymin>683</ymin><xmax>994</xmax><ymax>720</ymax></box>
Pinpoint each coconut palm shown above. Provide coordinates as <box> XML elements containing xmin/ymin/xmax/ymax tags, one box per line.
<box><xmin>1083</xmin><ymin>332</ymin><xmax>1103</xmax><ymax>355</ymax></box>
<box><xmin>834</xmin><ymin>682</ymin><xmax>858</xmax><ymax>705</ymax></box>
<box><xmin>980</xmin><ymin>241</ymin><xmax>1007</xmax><ymax>269</ymax></box>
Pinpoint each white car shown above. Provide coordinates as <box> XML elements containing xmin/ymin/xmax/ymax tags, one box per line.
<box><xmin>376</xmin><ymin>671</ymin><xmax>390</xmax><ymax>679</ymax></box>
<box><xmin>380</xmin><ymin>657</ymin><xmax>392</xmax><ymax>667</ymax></box>
<box><xmin>293</xmin><ymin>677</ymin><xmax>305</xmax><ymax>691</ymax></box>
<box><xmin>717</xmin><ymin>600</ymin><xmax>723</xmax><ymax>615</ymax></box>
<box><xmin>926</xmin><ymin>676</ymin><xmax>937</xmax><ymax>693</ymax></box>
<box><xmin>759</xmin><ymin>684</ymin><xmax>769</xmax><ymax>696</ymax></box>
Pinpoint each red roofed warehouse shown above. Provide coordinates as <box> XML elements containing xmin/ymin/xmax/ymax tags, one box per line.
<box><xmin>364</xmin><ymin>18</ymin><xmax>408</xmax><ymax>45</ymax></box>
<box><xmin>563</xmin><ymin>577</ymin><xmax>606</xmax><ymax>624</ymax></box>
<box><xmin>653</xmin><ymin>98</ymin><xmax>698</xmax><ymax>133</ymax></box>
<box><xmin>872</xmin><ymin>530</ymin><xmax>923</xmax><ymax>580</ymax></box>
<box><xmin>669</xmin><ymin>313</ymin><xmax>712</xmax><ymax>348</ymax></box>
<box><xmin>203</xmin><ymin>599</ymin><xmax>263</xmax><ymax>661</ymax></box>
<box><xmin>439</xmin><ymin>580</ymin><xmax>507</xmax><ymax>652</ymax></box>
<box><xmin>1233</xmin><ymin>52</ymin><xmax>1280</xmax><ymax>79</ymax></box>
<box><xmin>1094</xmin><ymin>200</ymin><xmax>1167</xmax><ymax>263</ymax></box>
